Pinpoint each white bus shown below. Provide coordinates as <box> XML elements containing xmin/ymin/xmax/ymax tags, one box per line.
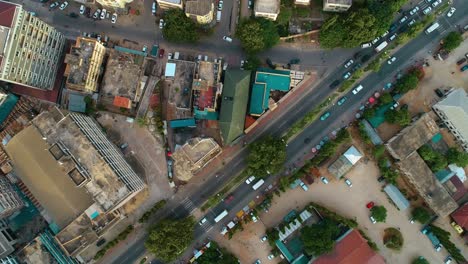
<box><xmin>252</xmin><ymin>179</ymin><xmax>265</xmax><ymax>190</ymax></box>
<box><xmin>425</xmin><ymin>22</ymin><xmax>440</xmax><ymax>34</ymax></box>
<box><xmin>374</xmin><ymin>41</ymin><xmax>388</xmax><ymax>52</ymax></box>
<box><xmin>214</xmin><ymin>210</ymin><xmax>228</xmax><ymax>223</ymax></box>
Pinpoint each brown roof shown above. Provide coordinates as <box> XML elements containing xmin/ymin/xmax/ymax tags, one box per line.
<box><xmin>313</xmin><ymin>230</ymin><xmax>385</xmax><ymax>264</ymax></box>
<box><xmin>0</xmin><ymin>1</ymin><xmax>17</xmax><ymax>28</ymax></box>
<box><xmin>113</xmin><ymin>96</ymin><xmax>131</xmax><ymax>109</ymax></box>
<box><xmin>452</xmin><ymin>203</ymin><xmax>468</xmax><ymax>230</ymax></box>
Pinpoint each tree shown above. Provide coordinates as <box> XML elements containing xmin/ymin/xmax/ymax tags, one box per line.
<box><xmin>236</xmin><ymin>18</ymin><xmax>279</xmax><ymax>54</ymax></box>
<box><xmin>247</xmin><ymin>136</ymin><xmax>286</xmax><ymax>177</ymax></box>
<box><xmin>412</xmin><ymin>256</ymin><xmax>429</xmax><ymax>264</ymax></box>
<box><xmin>145</xmin><ymin>216</ymin><xmax>195</xmax><ymax>262</ymax></box>
<box><xmin>411</xmin><ymin>207</ymin><xmax>431</xmax><ymax>224</ymax></box>
<box><xmin>197</xmin><ymin>241</ymin><xmax>238</xmax><ymax>264</ymax></box>
<box><xmin>363</xmin><ymin>108</ymin><xmax>376</xmax><ymax>119</ymax></box>
<box><xmin>385</xmin><ymin>108</ymin><xmax>410</xmax><ymax>126</ymax></box>
<box><xmin>419</xmin><ymin>145</ymin><xmax>448</xmax><ymax>172</ymax></box>
<box><xmin>418</xmin><ymin>145</ymin><xmax>436</xmax><ymax>161</ymax></box>
<box><xmin>371</xmin><ymin>206</ymin><xmax>387</xmax><ymax>222</ymax></box>
<box><xmin>381</xmin><ymin>167</ymin><xmax>398</xmax><ymax>184</ymax></box>
<box><xmin>136</xmin><ymin>117</ymin><xmax>147</xmax><ymax>127</ymax></box>
<box><xmin>395</xmin><ymin>72</ymin><xmax>419</xmax><ymax>93</ymax></box>
<box><xmin>379</xmin><ymin>93</ymin><xmax>393</xmax><ymax>104</ymax></box>
<box><xmin>430</xmin><ymin>225</ymin><xmax>467</xmax><ymax>263</ymax></box>
<box><xmin>373</xmin><ymin>145</ymin><xmax>385</xmax><ymax>159</ymax></box>
<box><xmin>300</xmin><ymin>218</ymin><xmax>340</xmax><ymax>256</ymax></box>
<box><xmin>442</xmin><ymin>32</ymin><xmax>463</xmax><ymax>52</ymax></box>
<box><xmin>383</xmin><ymin>228</ymin><xmax>403</xmax><ymax>250</ymax></box>
<box><xmin>243</xmin><ymin>55</ymin><xmax>261</xmax><ymax>71</ymax></box>
<box><xmin>162</xmin><ymin>9</ymin><xmax>199</xmax><ymax>43</ymax></box>
<box><xmin>446</xmin><ymin>148</ymin><xmax>468</xmax><ymax>167</ymax></box>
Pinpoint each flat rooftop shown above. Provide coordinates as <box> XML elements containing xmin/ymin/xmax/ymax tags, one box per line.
<box><xmin>64</xmin><ymin>38</ymin><xmax>102</xmax><ymax>90</ymax></box>
<box><xmin>185</xmin><ymin>0</ymin><xmax>212</xmax><ymax>16</ymax></box>
<box><xmin>397</xmin><ymin>152</ymin><xmax>458</xmax><ymax>217</ymax></box>
<box><xmin>325</xmin><ymin>0</ymin><xmax>352</xmax><ymax>5</ymax></box>
<box><xmin>254</xmin><ymin>0</ymin><xmax>280</xmax><ymax>14</ymax></box>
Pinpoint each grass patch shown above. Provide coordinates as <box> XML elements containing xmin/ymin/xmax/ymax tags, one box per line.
<box><xmin>201</xmin><ymin>170</ymin><xmax>249</xmax><ymax>211</ymax></box>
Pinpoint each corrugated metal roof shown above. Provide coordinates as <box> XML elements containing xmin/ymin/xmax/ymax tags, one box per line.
<box><xmin>383</xmin><ymin>184</ymin><xmax>410</xmax><ymax>211</ymax></box>
<box><xmin>169</xmin><ymin>118</ymin><xmax>196</xmax><ymax>128</ymax></box>
<box><xmin>165</xmin><ymin>62</ymin><xmax>176</xmax><ymax>77</ymax></box>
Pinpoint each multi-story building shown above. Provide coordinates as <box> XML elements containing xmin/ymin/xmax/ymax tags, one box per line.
<box><xmin>185</xmin><ymin>0</ymin><xmax>214</xmax><ymax>25</ymax></box>
<box><xmin>0</xmin><ymin>1</ymin><xmax>65</xmax><ymax>90</ymax></box>
<box><xmin>0</xmin><ymin>220</ymin><xmax>17</xmax><ymax>259</ymax></box>
<box><xmin>157</xmin><ymin>0</ymin><xmax>183</xmax><ymax>10</ymax></box>
<box><xmin>294</xmin><ymin>0</ymin><xmax>310</xmax><ymax>5</ymax></box>
<box><xmin>64</xmin><ymin>37</ymin><xmax>106</xmax><ymax>93</ymax></box>
<box><xmin>432</xmin><ymin>88</ymin><xmax>468</xmax><ymax>152</ymax></box>
<box><xmin>254</xmin><ymin>0</ymin><xmax>280</xmax><ymax>20</ymax></box>
<box><xmin>0</xmin><ymin>176</ymin><xmax>23</xmax><ymax>219</ymax></box>
<box><xmin>323</xmin><ymin>0</ymin><xmax>352</xmax><ymax>12</ymax></box>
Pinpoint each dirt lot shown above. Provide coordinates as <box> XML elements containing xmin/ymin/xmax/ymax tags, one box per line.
<box><xmin>216</xmin><ymin>158</ymin><xmax>450</xmax><ymax>263</ymax></box>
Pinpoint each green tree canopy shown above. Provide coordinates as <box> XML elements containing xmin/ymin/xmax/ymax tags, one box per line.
<box><xmin>383</xmin><ymin>228</ymin><xmax>403</xmax><ymax>250</ymax></box>
<box><xmin>411</xmin><ymin>207</ymin><xmax>431</xmax><ymax>224</ymax></box>
<box><xmin>363</xmin><ymin>108</ymin><xmax>376</xmax><ymax>119</ymax></box>
<box><xmin>412</xmin><ymin>256</ymin><xmax>430</xmax><ymax>264</ymax></box>
<box><xmin>442</xmin><ymin>32</ymin><xmax>463</xmax><ymax>52</ymax></box>
<box><xmin>379</xmin><ymin>93</ymin><xmax>393</xmax><ymax>105</ymax></box>
<box><xmin>381</xmin><ymin>167</ymin><xmax>399</xmax><ymax>184</ymax></box>
<box><xmin>197</xmin><ymin>241</ymin><xmax>238</xmax><ymax>264</ymax></box>
<box><xmin>145</xmin><ymin>216</ymin><xmax>195</xmax><ymax>262</ymax></box>
<box><xmin>243</xmin><ymin>55</ymin><xmax>261</xmax><ymax>71</ymax></box>
<box><xmin>162</xmin><ymin>9</ymin><xmax>199</xmax><ymax>43</ymax></box>
<box><xmin>236</xmin><ymin>18</ymin><xmax>280</xmax><ymax>54</ymax></box>
<box><xmin>446</xmin><ymin>148</ymin><xmax>468</xmax><ymax>167</ymax></box>
<box><xmin>300</xmin><ymin>218</ymin><xmax>340</xmax><ymax>256</ymax></box>
<box><xmin>395</xmin><ymin>72</ymin><xmax>419</xmax><ymax>93</ymax></box>
<box><xmin>418</xmin><ymin>145</ymin><xmax>448</xmax><ymax>172</ymax></box>
<box><xmin>247</xmin><ymin>135</ymin><xmax>286</xmax><ymax>177</ymax></box>
<box><xmin>385</xmin><ymin>108</ymin><xmax>410</xmax><ymax>126</ymax></box>
<box><xmin>371</xmin><ymin>206</ymin><xmax>387</xmax><ymax>222</ymax></box>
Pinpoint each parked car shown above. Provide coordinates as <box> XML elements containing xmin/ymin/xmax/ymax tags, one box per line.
<box><xmin>381</xmin><ymin>31</ymin><xmax>389</xmax><ymax>37</ymax></box>
<box><xmin>329</xmin><ymin>80</ymin><xmax>340</xmax><ymax>89</ymax></box>
<box><xmin>223</xmin><ymin>36</ymin><xmax>233</xmax><ymax>42</ymax></box>
<box><xmin>366</xmin><ymin>201</ymin><xmax>375</xmax><ymax>209</ymax></box>
<box><xmin>361</xmin><ymin>42</ymin><xmax>372</xmax><ymax>48</ymax></box>
<box><xmin>444</xmin><ymin>256</ymin><xmax>453</xmax><ymax>264</ymax></box>
<box><xmin>390</xmin><ymin>101</ymin><xmax>399</xmax><ymax>110</ymax></box>
<box><xmin>435</xmin><ymin>88</ymin><xmax>444</xmax><ymax>97</ymax></box>
<box><xmin>320</xmin><ymin>176</ymin><xmax>329</xmax><ymax>184</ymax></box>
<box><xmin>343</xmin><ymin>72</ymin><xmax>351</xmax><ymax>80</ymax></box>
<box><xmin>337</xmin><ymin>96</ymin><xmax>347</xmax><ymax>106</ymax></box>
<box><xmin>387</xmin><ymin>56</ymin><xmax>397</xmax><ymax>65</ymax></box>
<box><xmin>218</xmin><ymin>0</ymin><xmax>223</xmax><ymax>10</ymax></box>
<box><xmin>260</xmin><ymin>235</ymin><xmax>267</xmax><ymax>242</ymax></box>
<box><xmin>267</xmin><ymin>254</ymin><xmax>275</xmax><ymax>260</ymax></box>
<box><xmin>369</xmin><ymin>216</ymin><xmax>377</xmax><ymax>224</ymax></box>
<box><xmin>254</xmin><ymin>260</ymin><xmax>261</xmax><ymax>264</ymax></box>
<box><xmin>93</xmin><ymin>9</ymin><xmax>101</xmax><ymax>19</ymax></box>
<box><xmin>344</xmin><ymin>178</ymin><xmax>352</xmax><ymax>187</ymax></box>
<box><xmin>461</xmin><ymin>65</ymin><xmax>468</xmax><ymax>72</ymax></box>
<box><xmin>59</xmin><ymin>1</ymin><xmax>68</xmax><ymax>10</ymax></box>
<box><xmin>199</xmin><ymin>217</ymin><xmax>207</xmax><ymax>225</ymax></box>
<box><xmin>447</xmin><ymin>7</ymin><xmax>456</xmax><ymax>17</ymax></box>
<box><xmin>409</xmin><ymin>6</ymin><xmax>420</xmax><ymax>15</ymax></box>
<box><xmin>159</xmin><ymin>19</ymin><xmax>164</xmax><ymax>29</ymax></box>
<box><xmin>100</xmin><ymin>9</ymin><xmax>106</xmax><ymax>20</ymax></box>
<box><xmin>388</xmin><ymin>33</ymin><xmax>397</xmax><ymax>41</ymax></box>
<box><xmin>152</xmin><ymin>2</ymin><xmax>157</xmax><ymax>15</ymax></box>
<box><xmin>371</xmin><ymin>37</ymin><xmax>380</xmax><ymax>45</ymax></box>
<box><xmin>410</xmin><ymin>218</ymin><xmax>415</xmax><ymax>224</ymax></box>
<box><xmin>408</xmin><ymin>19</ymin><xmax>416</xmax><ymax>26</ymax></box>
<box><xmin>399</xmin><ymin>16</ymin><xmax>408</xmax><ymax>24</ymax></box>
<box><xmin>245</xmin><ymin>176</ymin><xmax>255</xmax><ymax>184</ymax></box>
<box><xmin>320</xmin><ymin>112</ymin><xmax>331</xmax><ymax>121</ymax></box>
<box><xmin>111</xmin><ymin>13</ymin><xmax>117</xmax><ymax>24</ymax></box>
<box><xmin>251</xmin><ymin>212</ymin><xmax>258</xmax><ymax>222</ymax></box>
<box><xmin>49</xmin><ymin>1</ymin><xmax>59</xmax><ymax>9</ymax></box>
<box><xmin>423</xmin><ymin>6</ymin><xmax>432</xmax><ymax>15</ymax></box>
<box><xmin>300</xmin><ymin>181</ymin><xmax>309</xmax><ymax>191</ymax></box>
<box><xmin>158</xmin><ymin>49</ymin><xmax>165</xmax><ymax>58</ymax></box>
<box><xmin>79</xmin><ymin>5</ymin><xmax>85</xmax><ymax>14</ymax></box>
<box><xmin>344</xmin><ymin>59</ymin><xmax>354</xmax><ymax>68</ymax></box>
<box><xmin>432</xmin><ymin>0</ymin><xmax>442</xmax><ymax>8</ymax></box>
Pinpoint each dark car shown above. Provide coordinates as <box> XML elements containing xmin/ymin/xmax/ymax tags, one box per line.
<box><xmin>361</xmin><ymin>54</ymin><xmax>371</xmax><ymax>63</ymax></box>
<box><xmin>329</xmin><ymin>80</ymin><xmax>340</xmax><ymax>89</ymax></box>
<box><xmin>96</xmin><ymin>238</ymin><xmax>106</xmax><ymax>247</ymax></box>
<box><xmin>85</xmin><ymin>7</ymin><xmax>91</xmax><ymax>17</ymax></box>
<box><xmin>266</xmin><ymin>58</ymin><xmax>275</xmax><ymax>69</ymax></box>
<box><xmin>351</xmin><ymin>63</ymin><xmax>362</xmax><ymax>72</ymax></box>
<box><xmin>461</xmin><ymin>65</ymin><xmax>468</xmax><ymax>72</ymax></box>
<box><xmin>158</xmin><ymin>49</ymin><xmax>165</xmax><ymax>58</ymax></box>
<box><xmin>456</xmin><ymin>58</ymin><xmax>466</xmax><ymax>65</ymax></box>
<box><xmin>289</xmin><ymin>58</ymin><xmax>300</xmax><ymax>64</ymax></box>
<box><xmin>353</xmin><ymin>51</ymin><xmax>363</xmax><ymax>60</ymax></box>
<box><xmin>435</xmin><ymin>88</ymin><xmax>444</xmax><ymax>98</ymax></box>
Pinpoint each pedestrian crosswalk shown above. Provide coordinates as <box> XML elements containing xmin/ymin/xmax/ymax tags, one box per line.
<box><xmin>181</xmin><ymin>197</ymin><xmax>196</xmax><ymax>213</ymax></box>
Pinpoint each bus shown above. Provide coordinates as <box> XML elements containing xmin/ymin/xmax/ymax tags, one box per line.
<box><xmin>425</xmin><ymin>22</ymin><xmax>440</xmax><ymax>34</ymax></box>
<box><xmin>214</xmin><ymin>210</ymin><xmax>228</xmax><ymax>223</ymax></box>
<box><xmin>252</xmin><ymin>179</ymin><xmax>265</xmax><ymax>190</ymax></box>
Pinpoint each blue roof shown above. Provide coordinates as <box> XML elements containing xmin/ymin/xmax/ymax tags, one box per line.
<box><xmin>169</xmin><ymin>118</ymin><xmax>196</xmax><ymax>128</ymax></box>
<box><xmin>114</xmin><ymin>46</ymin><xmax>147</xmax><ymax>57</ymax></box>
<box><xmin>68</xmin><ymin>93</ymin><xmax>86</xmax><ymax>113</ymax></box>
<box><xmin>194</xmin><ymin>107</ymin><xmax>218</xmax><ymax>120</ymax></box>
<box><xmin>435</xmin><ymin>169</ymin><xmax>455</xmax><ymax>183</ymax></box>
<box><xmin>383</xmin><ymin>184</ymin><xmax>410</xmax><ymax>211</ymax></box>
<box><xmin>276</xmin><ymin>240</ymin><xmax>294</xmax><ymax>262</ymax></box>
<box><xmin>249</xmin><ymin>83</ymin><xmax>269</xmax><ymax>115</ymax></box>
<box><xmin>255</xmin><ymin>68</ymin><xmax>291</xmax><ymax>92</ymax></box>
<box><xmin>0</xmin><ymin>94</ymin><xmax>18</xmax><ymax>126</ymax></box>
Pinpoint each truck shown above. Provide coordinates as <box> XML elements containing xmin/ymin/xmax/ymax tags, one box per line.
<box><xmin>421</xmin><ymin>227</ymin><xmax>442</xmax><ymax>251</ymax></box>
<box><xmin>216</xmin><ymin>10</ymin><xmax>221</xmax><ymax>22</ymax></box>
<box><xmin>252</xmin><ymin>179</ymin><xmax>265</xmax><ymax>190</ymax></box>
<box><xmin>425</xmin><ymin>22</ymin><xmax>440</xmax><ymax>34</ymax></box>
<box><xmin>214</xmin><ymin>210</ymin><xmax>228</xmax><ymax>223</ymax></box>
<box><xmin>374</xmin><ymin>41</ymin><xmax>388</xmax><ymax>52</ymax></box>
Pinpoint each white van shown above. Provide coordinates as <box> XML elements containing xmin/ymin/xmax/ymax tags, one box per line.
<box><xmin>361</xmin><ymin>42</ymin><xmax>372</xmax><ymax>49</ymax></box>
<box><xmin>216</xmin><ymin>10</ymin><xmax>221</xmax><ymax>22</ymax></box>
<box><xmin>425</xmin><ymin>22</ymin><xmax>440</xmax><ymax>34</ymax></box>
<box><xmin>223</xmin><ymin>36</ymin><xmax>232</xmax><ymax>43</ymax></box>
<box><xmin>352</xmin><ymin>84</ymin><xmax>363</xmax><ymax>95</ymax></box>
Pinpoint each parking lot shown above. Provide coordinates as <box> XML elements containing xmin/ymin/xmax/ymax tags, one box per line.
<box><xmin>216</xmin><ymin>156</ymin><xmax>450</xmax><ymax>263</ymax></box>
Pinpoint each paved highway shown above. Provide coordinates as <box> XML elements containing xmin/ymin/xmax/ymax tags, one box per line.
<box><xmin>108</xmin><ymin>1</ymin><xmax>468</xmax><ymax>263</ymax></box>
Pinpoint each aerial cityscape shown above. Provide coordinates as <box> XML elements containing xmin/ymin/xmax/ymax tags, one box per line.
<box><xmin>0</xmin><ymin>0</ymin><xmax>467</xmax><ymax>263</ymax></box>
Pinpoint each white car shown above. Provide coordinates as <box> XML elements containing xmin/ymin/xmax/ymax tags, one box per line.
<box><xmin>300</xmin><ymin>182</ymin><xmax>309</xmax><ymax>191</ymax></box>
<box><xmin>408</xmin><ymin>19</ymin><xmax>416</xmax><ymax>26</ymax></box>
<box><xmin>251</xmin><ymin>213</ymin><xmax>258</xmax><ymax>222</ymax></box>
<box><xmin>152</xmin><ymin>2</ymin><xmax>157</xmax><ymax>15</ymax></box>
<box><xmin>79</xmin><ymin>5</ymin><xmax>85</xmax><ymax>14</ymax></box>
<box><xmin>320</xmin><ymin>176</ymin><xmax>329</xmax><ymax>184</ymax></box>
<box><xmin>381</xmin><ymin>31</ymin><xmax>389</xmax><ymax>37</ymax></box>
<box><xmin>352</xmin><ymin>84</ymin><xmax>363</xmax><ymax>94</ymax></box>
<box><xmin>369</xmin><ymin>216</ymin><xmax>377</xmax><ymax>224</ymax></box>
<box><xmin>199</xmin><ymin>217</ymin><xmax>207</xmax><ymax>225</ymax></box>
<box><xmin>267</xmin><ymin>254</ymin><xmax>275</xmax><ymax>260</ymax></box>
<box><xmin>111</xmin><ymin>13</ymin><xmax>117</xmax><ymax>24</ymax></box>
<box><xmin>344</xmin><ymin>59</ymin><xmax>354</xmax><ymax>68</ymax></box>
<box><xmin>260</xmin><ymin>235</ymin><xmax>267</xmax><ymax>242</ymax></box>
<box><xmin>409</xmin><ymin>6</ymin><xmax>419</xmax><ymax>16</ymax></box>
<box><xmin>399</xmin><ymin>16</ymin><xmax>408</xmax><ymax>24</ymax></box>
<box><xmin>223</xmin><ymin>36</ymin><xmax>233</xmax><ymax>42</ymax></box>
<box><xmin>344</xmin><ymin>178</ymin><xmax>352</xmax><ymax>187</ymax></box>
<box><xmin>343</xmin><ymin>72</ymin><xmax>351</xmax><ymax>80</ymax></box>
<box><xmin>240</xmin><ymin>60</ymin><xmax>245</xmax><ymax>69</ymax></box>
<box><xmin>371</xmin><ymin>37</ymin><xmax>380</xmax><ymax>45</ymax></box>
<box><xmin>159</xmin><ymin>19</ymin><xmax>164</xmax><ymax>29</ymax></box>
<box><xmin>100</xmin><ymin>9</ymin><xmax>106</xmax><ymax>20</ymax></box>
<box><xmin>423</xmin><ymin>6</ymin><xmax>432</xmax><ymax>15</ymax></box>
<box><xmin>447</xmin><ymin>7</ymin><xmax>456</xmax><ymax>17</ymax></box>
<box><xmin>218</xmin><ymin>0</ymin><xmax>223</xmax><ymax>10</ymax></box>
<box><xmin>387</xmin><ymin>56</ymin><xmax>396</xmax><ymax>64</ymax></box>
<box><xmin>361</xmin><ymin>42</ymin><xmax>372</xmax><ymax>48</ymax></box>
<box><xmin>432</xmin><ymin>0</ymin><xmax>442</xmax><ymax>8</ymax></box>
<box><xmin>93</xmin><ymin>9</ymin><xmax>101</xmax><ymax>19</ymax></box>
<box><xmin>388</xmin><ymin>33</ymin><xmax>397</xmax><ymax>41</ymax></box>
<box><xmin>245</xmin><ymin>176</ymin><xmax>255</xmax><ymax>184</ymax></box>
<box><xmin>59</xmin><ymin>1</ymin><xmax>68</xmax><ymax>10</ymax></box>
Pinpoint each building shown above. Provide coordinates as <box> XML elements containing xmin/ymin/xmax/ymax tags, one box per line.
<box><xmin>192</xmin><ymin>60</ymin><xmax>222</xmax><ymax>120</ymax></box>
<box><xmin>17</xmin><ymin>231</ymin><xmax>76</xmax><ymax>264</ymax></box>
<box><xmin>383</xmin><ymin>184</ymin><xmax>409</xmax><ymax>211</ymax></box>
<box><xmin>323</xmin><ymin>0</ymin><xmax>352</xmax><ymax>12</ymax></box>
<box><xmin>172</xmin><ymin>137</ymin><xmax>221</xmax><ymax>181</ymax></box>
<box><xmin>249</xmin><ymin>68</ymin><xmax>291</xmax><ymax>116</ymax></box>
<box><xmin>0</xmin><ymin>176</ymin><xmax>23</xmax><ymax>219</ymax></box>
<box><xmin>328</xmin><ymin>146</ymin><xmax>363</xmax><ymax>179</ymax></box>
<box><xmin>432</xmin><ymin>88</ymin><xmax>468</xmax><ymax>151</ymax></box>
<box><xmin>95</xmin><ymin>0</ymin><xmax>132</xmax><ymax>10</ymax></box>
<box><xmin>219</xmin><ymin>70</ymin><xmax>251</xmax><ymax>145</ymax></box>
<box><xmin>5</xmin><ymin>108</ymin><xmax>145</xmax><ymax>259</ymax></box>
<box><xmin>64</xmin><ymin>37</ymin><xmax>106</xmax><ymax>94</ymax></box>
<box><xmin>157</xmin><ymin>0</ymin><xmax>183</xmax><ymax>9</ymax></box>
<box><xmin>386</xmin><ymin>113</ymin><xmax>458</xmax><ymax>217</ymax></box>
<box><xmin>311</xmin><ymin>229</ymin><xmax>385</xmax><ymax>264</ymax></box>
<box><xmin>254</xmin><ymin>0</ymin><xmax>280</xmax><ymax>20</ymax></box>
<box><xmin>294</xmin><ymin>0</ymin><xmax>310</xmax><ymax>5</ymax></box>
<box><xmin>0</xmin><ymin>1</ymin><xmax>65</xmax><ymax>90</ymax></box>
<box><xmin>0</xmin><ymin>220</ymin><xmax>17</xmax><ymax>259</ymax></box>
<box><xmin>451</xmin><ymin>203</ymin><xmax>468</xmax><ymax>231</ymax></box>
<box><xmin>185</xmin><ymin>0</ymin><xmax>214</xmax><ymax>24</ymax></box>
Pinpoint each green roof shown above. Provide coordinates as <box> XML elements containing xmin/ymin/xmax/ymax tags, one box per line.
<box><xmin>255</xmin><ymin>68</ymin><xmax>291</xmax><ymax>92</ymax></box>
<box><xmin>169</xmin><ymin>118</ymin><xmax>196</xmax><ymax>128</ymax></box>
<box><xmin>194</xmin><ymin>107</ymin><xmax>219</xmax><ymax>120</ymax></box>
<box><xmin>249</xmin><ymin>83</ymin><xmax>269</xmax><ymax>115</ymax></box>
<box><xmin>219</xmin><ymin>70</ymin><xmax>251</xmax><ymax>145</ymax></box>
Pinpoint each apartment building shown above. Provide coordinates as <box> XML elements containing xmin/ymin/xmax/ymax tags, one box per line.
<box><xmin>157</xmin><ymin>0</ymin><xmax>183</xmax><ymax>10</ymax></box>
<box><xmin>0</xmin><ymin>1</ymin><xmax>65</xmax><ymax>90</ymax></box>
<box><xmin>254</xmin><ymin>0</ymin><xmax>280</xmax><ymax>20</ymax></box>
<box><xmin>0</xmin><ymin>176</ymin><xmax>23</xmax><ymax>219</ymax></box>
<box><xmin>323</xmin><ymin>0</ymin><xmax>352</xmax><ymax>12</ymax></box>
<box><xmin>294</xmin><ymin>0</ymin><xmax>310</xmax><ymax>5</ymax></box>
<box><xmin>185</xmin><ymin>0</ymin><xmax>214</xmax><ymax>25</ymax></box>
<box><xmin>64</xmin><ymin>37</ymin><xmax>106</xmax><ymax>93</ymax></box>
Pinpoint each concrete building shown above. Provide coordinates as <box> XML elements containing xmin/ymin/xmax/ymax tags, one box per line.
<box><xmin>17</xmin><ymin>231</ymin><xmax>76</xmax><ymax>264</ymax></box>
<box><xmin>294</xmin><ymin>0</ymin><xmax>310</xmax><ymax>5</ymax></box>
<box><xmin>0</xmin><ymin>220</ymin><xmax>17</xmax><ymax>259</ymax></box>
<box><xmin>0</xmin><ymin>176</ymin><xmax>23</xmax><ymax>219</ymax></box>
<box><xmin>254</xmin><ymin>0</ymin><xmax>280</xmax><ymax>20</ymax></box>
<box><xmin>0</xmin><ymin>1</ymin><xmax>65</xmax><ymax>90</ymax></box>
<box><xmin>157</xmin><ymin>0</ymin><xmax>183</xmax><ymax>9</ymax></box>
<box><xmin>192</xmin><ymin>60</ymin><xmax>222</xmax><ymax>120</ymax></box>
<box><xmin>95</xmin><ymin>0</ymin><xmax>132</xmax><ymax>10</ymax></box>
<box><xmin>323</xmin><ymin>0</ymin><xmax>352</xmax><ymax>12</ymax></box>
<box><xmin>64</xmin><ymin>37</ymin><xmax>106</xmax><ymax>94</ymax></box>
<box><xmin>432</xmin><ymin>88</ymin><xmax>468</xmax><ymax>152</ymax></box>
<box><xmin>185</xmin><ymin>0</ymin><xmax>214</xmax><ymax>24</ymax></box>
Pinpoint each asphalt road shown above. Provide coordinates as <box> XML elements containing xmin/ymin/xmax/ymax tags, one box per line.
<box><xmin>109</xmin><ymin>1</ymin><xmax>468</xmax><ymax>263</ymax></box>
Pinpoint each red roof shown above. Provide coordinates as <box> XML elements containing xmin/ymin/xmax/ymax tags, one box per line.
<box><xmin>0</xmin><ymin>1</ymin><xmax>17</xmax><ymax>28</ymax></box>
<box><xmin>113</xmin><ymin>96</ymin><xmax>131</xmax><ymax>109</ymax></box>
<box><xmin>452</xmin><ymin>203</ymin><xmax>468</xmax><ymax>230</ymax></box>
<box><xmin>314</xmin><ymin>230</ymin><xmax>385</xmax><ymax>264</ymax></box>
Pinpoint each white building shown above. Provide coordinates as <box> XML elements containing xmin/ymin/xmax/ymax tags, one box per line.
<box><xmin>432</xmin><ymin>88</ymin><xmax>468</xmax><ymax>152</ymax></box>
<box><xmin>254</xmin><ymin>0</ymin><xmax>280</xmax><ymax>21</ymax></box>
<box><xmin>323</xmin><ymin>0</ymin><xmax>352</xmax><ymax>12</ymax></box>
